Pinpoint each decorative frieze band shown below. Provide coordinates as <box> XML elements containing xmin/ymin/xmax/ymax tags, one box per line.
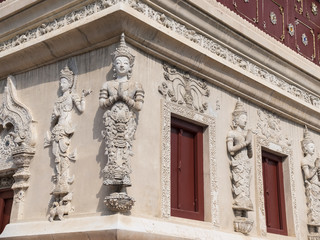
<box><xmin>1</xmin><ymin>0</ymin><xmax>319</xmax><ymax>111</ymax></box>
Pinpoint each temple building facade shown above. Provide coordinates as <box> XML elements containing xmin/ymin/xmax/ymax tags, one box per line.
<box><xmin>0</xmin><ymin>0</ymin><xmax>320</xmax><ymax>239</ymax></box>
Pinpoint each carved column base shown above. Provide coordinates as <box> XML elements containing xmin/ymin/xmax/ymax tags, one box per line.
<box><xmin>104</xmin><ymin>192</ymin><xmax>135</xmax><ymax>212</ymax></box>
<box><xmin>233</xmin><ymin>217</ymin><xmax>253</xmax><ymax>234</ymax></box>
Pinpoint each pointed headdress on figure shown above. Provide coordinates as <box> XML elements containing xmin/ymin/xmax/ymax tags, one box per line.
<box><xmin>301</xmin><ymin>126</ymin><xmax>314</xmax><ymax>153</ymax></box>
<box><xmin>111</xmin><ymin>33</ymin><xmax>135</xmax><ymax>66</ymax></box>
<box><xmin>59</xmin><ymin>65</ymin><xmax>75</xmax><ymax>88</ymax></box>
<box><xmin>232</xmin><ymin>98</ymin><xmax>247</xmax><ymax>117</ymax></box>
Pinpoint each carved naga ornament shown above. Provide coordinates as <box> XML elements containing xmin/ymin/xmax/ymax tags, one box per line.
<box><xmin>0</xmin><ymin>75</ymin><xmax>36</xmax><ymax>219</ymax></box>
<box><xmin>45</xmin><ymin>64</ymin><xmax>91</xmax><ymax>221</ymax></box>
<box><xmin>301</xmin><ymin>126</ymin><xmax>320</xmax><ymax>239</ymax></box>
<box><xmin>226</xmin><ymin>98</ymin><xmax>254</xmax><ymax>234</ymax></box>
<box><xmin>99</xmin><ymin>33</ymin><xmax>144</xmax><ymax>212</ymax></box>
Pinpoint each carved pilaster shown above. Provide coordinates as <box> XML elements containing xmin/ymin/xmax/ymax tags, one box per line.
<box><xmin>0</xmin><ymin>76</ymin><xmax>36</xmax><ymax>221</ymax></box>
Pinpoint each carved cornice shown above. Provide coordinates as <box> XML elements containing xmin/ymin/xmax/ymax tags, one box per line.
<box><xmin>1</xmin><ymin>0</ymin><xmax>320</xmax><ymax>112</ymax></box>
<box><xmin>160</xmin><ymin>100</ymin><xmax>218</xmax><ymax>227</ymax></box>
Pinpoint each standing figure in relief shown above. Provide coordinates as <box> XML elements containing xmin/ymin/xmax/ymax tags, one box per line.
<box><xmin>301</xmin><ymin>126</ymin><xmax>320</xmax><ymax>235</ymax></box>
<box><xmin>99</xmin><ymin>33</ymin><xmax>144</xmax><ymax>212</ymax></box>
<box><xmin>226</xmin><ymin>98</ymin><xmax>253</xmax><ymax>234</ymax></box>
<box><xmin>45</xmin><ymin>65</ymin><xmax>91</xmax><ymax>221</ymax></box>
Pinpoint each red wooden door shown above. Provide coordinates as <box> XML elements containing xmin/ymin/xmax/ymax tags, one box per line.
<box><xmin>171</xmin><ymin>117</ymin><xmax>204</xmax><ymax>221</ymax></box>
<box><xmin>262</xmin><ymin>151</ymin><xmax>287</xmax><ymax>235</ymax></box>
<box><xmin>0</xmin><ymin>189</ymin><xmax>13</xmax><ymax>234</ymax></box>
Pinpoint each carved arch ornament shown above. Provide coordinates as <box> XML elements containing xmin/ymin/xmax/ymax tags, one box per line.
<box><xmin>160</xmin><ymin>100</ymin><xmax>219</xmax><ymax>227</ymax></box>
<box><xmin>0</xmin><ymin>75</ymin><xmax>36</xmax><ymax>220</ymax></box>
<box><xmin>255</xmin><ymin>110</ymin><xmax>300</xmax><ymax>239</ymax></box>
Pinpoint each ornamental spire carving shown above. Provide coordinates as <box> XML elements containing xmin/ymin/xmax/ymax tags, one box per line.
<box><xmin>0</xmin><ymin>75</ymin><xmax>36</xmax><ymax>220</ymax></box>
<box><xmin>45</xmin><ymin>62</ymin><xmax>91</xmax><ymax>221</ymax></box>
<box><xmin>99</xmin><ymin>33</ymin><xmax>144</xmax><ymax>212</ymax></box>
<box><xmin>159</xmin><ymin>63</ymin><xmax>210</xmax><ymax>113</ymax></box>
<box><xmin>226</xmin><ymin>98</ymin><xmax>254</xmax><ymax>234</ymax></box>
<box><xmin>301</xmin><ymin>126</ymin><xmax>320</xmax><ymax>240</ymax></box>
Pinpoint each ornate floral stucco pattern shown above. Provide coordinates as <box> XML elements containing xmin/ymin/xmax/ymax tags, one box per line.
<box><xmin>0</xmin><ymin>76</ymin><xmax>36</xmax><ymax>220</ymax></box>
<box><xmin>161</xmin><ymin>100</ymin><xmax>218</xmax><ymax>227</ymax></box>
<box><xmin>159</xmin><ymin>63</ymin><xmax>210</xmax><ymax>113</ymax></box>
<box><xmin>1</xmin><ymin>0</ymin><xmax>320</xmax><ymax>110</ymax></box>
<box><xmin>256</xmin><ymin>109</ymin><xmax>292</xmax><ymax>146</ymax></box>
<box><xmin>255</xmin><ymin>110</ymin><xmax>300</xmax><ymax>239</ymax></box>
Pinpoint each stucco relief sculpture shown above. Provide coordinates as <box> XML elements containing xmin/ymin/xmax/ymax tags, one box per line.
<box><xmin>158</xmin><ymin>63</ymin><xmax>210</xmax><ymax>113</ymax></box>
<box><xmin>257</xmin><ymin>109</ymin><xmax>291</xmax><ymax>146</ymax></box>
<box><xmin>99</xmin><ymin>33</ymin><xmax>144</xmax><ymax>212</ymax></box>
<box><xmin>0</xmin><ymin>76</ymin><xmax>36</xmax><ymax>220</ymax></box>
<box><xmin>226</xmin><ymin>98</ymin><xmax>253</xmax><ymax>234</ymax></box>
<box><xmin>301</xmin><ymin>126</ymin><xmax>320</xmax><ymax>240</ymax></box>
<box><xmin>45</xmin><ymin>65</ymin><xmax>91</xmax><ymax>221</ymax></box>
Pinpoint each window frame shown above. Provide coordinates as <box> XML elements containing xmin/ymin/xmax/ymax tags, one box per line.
<box><xmin>262</xmin><ymin>151</ymin><xmax>288</xmax><ymax>236</ymax></box>
<box><xmin>160</xmin><ymin>100</ymin><xmax>218</xmax><ymax>226</ymax></box>
<box><xmin>0</xmin><ymin>188</ymin><xmax>13</xmax><ymax>234</ymax></box>
<box><xmin>170</xmin><ymin>117</ymin><xmax>204</xmax><ymax>221</ymax></box>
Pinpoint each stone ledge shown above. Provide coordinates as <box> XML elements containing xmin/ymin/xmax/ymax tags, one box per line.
<box><xmin>0</xmin><ymin>214</ymin><xmax>296</xmax><ymax>240</ymax></box>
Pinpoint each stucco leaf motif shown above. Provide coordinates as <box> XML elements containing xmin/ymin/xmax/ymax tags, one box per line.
<box><xmin>256</xmin><ymin>109</ymin><xmax>291</xmax><ymax>146</ymax></box>
<box><xmin>159</xmin><ymin>63</ymin><xmax>210</xmax><ymax>113</ymax></box>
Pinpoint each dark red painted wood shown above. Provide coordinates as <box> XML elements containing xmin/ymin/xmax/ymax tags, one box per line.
<box><xmin>262</xmin><ymin>151</ymin><xmax>287</xmax><ymax>236</ymax></box>
<box><xmin>216</xmin><ymin>0</ymin><xmax>320</xmax><ymax>65</ymax></box>
<box><xmin>0</xmin><ymin>189</ymin><xmax>13</xmax><ymax>234</ymax></box>
<box><xmin>171</xmin><ymin>117</ymin><xmax>204</xmax><ymax>221</ymax></box>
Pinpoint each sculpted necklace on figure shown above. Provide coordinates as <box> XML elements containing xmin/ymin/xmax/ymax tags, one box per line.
<box><xmin>45</xmin><ymin>65</ymin><xmax>91</xmax><ymax>221</ymax></box>
<box><xmin>99</xmin><ymin>33</ymin><xmax>144</xmax><ymax>212</ymax></box>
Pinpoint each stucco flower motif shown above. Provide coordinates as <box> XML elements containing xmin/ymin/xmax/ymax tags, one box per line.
<box><xmin>270</xmin><ymin>12</ymin><xmax>277</xmax><ymax>25</ymax></box>
<box><xmin>312</xmin><ymin>2</ymin><xmax>318</xmax><ymax>16</ymax></box>
<box><xmin>288</xmin><ymin>23</ymin><xmax>295</xmax><ymax>36</ymax></box>
<box><xmin>302</xmin><ymin>33</ymin><xmax>308</xmax><ymax>46</ymax></box>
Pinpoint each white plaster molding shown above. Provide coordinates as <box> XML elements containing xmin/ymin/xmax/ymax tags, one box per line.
<box><xmin>1</xmin><ymin>0</ymin><xmax>320</xmax><ymax>112</ymax></box>
<box><xmin>0</xmin><ymin>214</ymin><xmax>283</xmax><ymax>240</ymax></box>
<box><xmin>159</xmin><ymin>63</ymin><xmax>210</xmax><ymax>113</ymax></box>
<box><xmin>160</xmin><ymin>100</ymin><xmax>218</xmax><ymax>227</ymax></box>
<box><xmin>0</xmin><ymin>75</ymin><xmax>36</xmax><ymax>221</ymax></box>
<box><xmin>255</xmin><ymin>110</ymin><xmax>300</xmax><ymax>238</ymax></box>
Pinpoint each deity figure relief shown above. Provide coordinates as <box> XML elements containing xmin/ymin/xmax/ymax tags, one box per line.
<box><xmin>99</xmin><ymin>33</ymin><xmax>144</xmax><ymax>212</ymax></box>
<box><xmin>45</xmin><ymin>65</ymin><xmax>91</xmax><ymax>221</ymax></box>
<box><xmin>226</xmin><ymin>98</ymin><xmax>253</xmax><ymax>234</ymax></box>
<box><xmin>301</xmin><ymin>126</ymin><xmax>320</xmax><ymax>236</ymax></box>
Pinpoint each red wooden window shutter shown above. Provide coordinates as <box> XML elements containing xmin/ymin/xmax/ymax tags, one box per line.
<box><xmin>262</xmin><ymin>151</ymin><xmax>287</xmax><ymax>235</ymax></box>
<box><xmin>171</xmin><ymin>117</ymin><xmax>204</xmax><ymax>221</ymax></box>
<box><xmin>0</xmin><ymin>189</ymin><xmax>13</xmax><ymax>234</ymax></box>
